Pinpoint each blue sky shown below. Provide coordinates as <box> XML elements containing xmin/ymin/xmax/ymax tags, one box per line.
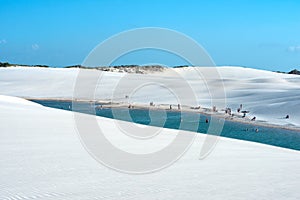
<box><xmin>0</xmin><ymin>0</ymin><xmax>299</xmax><ymax>71</ymax></box>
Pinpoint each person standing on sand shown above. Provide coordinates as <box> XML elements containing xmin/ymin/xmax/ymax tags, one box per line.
<box><xmin>242</xmin><ymin>113</ymin><xmax>246</xmax><ymax>118</ymax></box>
<box><xmin>170</xmin><ymin>105</ymin><xmax>172</xmax><ymax>110</ymax></box>
<box><xmin>237</xmin><ymin>104</ymin><xmax>243</xmax><ymax>113</ymax></box>
<box><xmin>213</xmin><ymin>106</ymin><xmax>217</xmax><ymax>112</ymax></box>
<box><xmin>286</xmin><ymin>115</ymin><xmax>290</xmax><ymax>119</ymax></box>
<box><xmin>178</xmin><ymin>104</ymin><xmax>181</xmax><ymax>110</ymax></box>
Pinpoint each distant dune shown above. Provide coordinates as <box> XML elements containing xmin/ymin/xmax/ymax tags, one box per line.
<box><xmin>0</xmin><ymin>65</ymin><xmax>299</xmax><ymax>129</ymax></box>
<box><xmin>1</xmin><ymin>62</ymin><xmax>299</xmax><ymax>75</ymax></box>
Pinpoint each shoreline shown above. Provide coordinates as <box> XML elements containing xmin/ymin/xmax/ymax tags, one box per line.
<box><xmin>26</xmin><ymin>97</ymin><xmax>300</xmax><ymax>132</ymax></box>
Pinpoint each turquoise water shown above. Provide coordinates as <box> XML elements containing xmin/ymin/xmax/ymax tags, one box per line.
<box><xmin>31</xmin><ymin>100</ymin><xmax>300</xmax><ymax>151</ymax></box>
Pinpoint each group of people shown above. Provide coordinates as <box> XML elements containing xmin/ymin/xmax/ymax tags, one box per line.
<box><xmin>134</xmin><ymin>100</ymin><xmax>290</xmax><ymax>124</ymax></box>
<box><xmin>169</xmin><ymin>104</ymin><xmax>181</xmax><ymax>110</ymax></box>
<box><xmin>224</xmin><ymin>104</ymin><xmax>258</xmax><ymax>121</ymax></box>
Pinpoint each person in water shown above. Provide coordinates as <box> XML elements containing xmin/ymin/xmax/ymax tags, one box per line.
<box><xmin>205</xmin><ymin>118</ymin><xmax>209</xmax><ymax>123</ymax></box>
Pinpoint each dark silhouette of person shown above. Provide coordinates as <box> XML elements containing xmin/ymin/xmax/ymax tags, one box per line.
<box><xmin>286</xmin><ymin>115</ymin><xmax>290</xmax><ymax>119</ymax></box>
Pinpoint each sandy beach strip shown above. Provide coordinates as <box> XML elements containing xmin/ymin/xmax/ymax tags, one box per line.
<box><xmin>26</xmin><ymin>97</ymin><xmax>300</xmax><ymax>132</ymax></box>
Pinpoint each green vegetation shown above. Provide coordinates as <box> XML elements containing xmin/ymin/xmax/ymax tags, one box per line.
<box><xmin>1</xmin><ymin>61</ymin><xmax>299</xmax><ymax>75</ymax></box>
<box><xmin>0</xmin><ymin>62</ymin><xmax>13</xmax><ymax>67</ymax></box>
<box><xmin>288</xmin><ymin>69</ymin><xmax>300</xmax><ymax>75</ymax></box>
<box><xmin>173</xmin><ymin>65</ymin><xmax>190</xmax><ymax>68</ymax></box>
<box><xmin>0</xmin><ymin>62</ymin><xmax>49</xmax><ymax>68</ymax></box>
<box><xmin>274</xmin><ymin>69</ymin><xmax>300</xmax><ymax>75</ymax></box>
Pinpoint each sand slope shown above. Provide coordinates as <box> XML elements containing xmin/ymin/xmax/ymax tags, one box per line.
<box><xmin>0</xmin><ymin>95</ymin><xmax>299</xmax><ymax>200</ymax></box>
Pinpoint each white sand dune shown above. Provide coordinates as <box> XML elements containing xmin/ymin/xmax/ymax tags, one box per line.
<box><xmin>0</xmin><ymin>66</ymin><xmax>300</xmax><ymax>199</ymax></box>
<box><xmin>0</xmin><ymin>66</ymin><xmax>299</xmax><ymax>128</ymax></box>
<box><xmin>0</xmin><ymin>95</ymin><xmax>299</xmax><ymax>200</ymax></box>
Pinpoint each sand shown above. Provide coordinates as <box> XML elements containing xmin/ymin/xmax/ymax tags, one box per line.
<box><xmin>0</xmin><ymin>95</ymin><xmax>299</xmax><ymax>199</ymax></box>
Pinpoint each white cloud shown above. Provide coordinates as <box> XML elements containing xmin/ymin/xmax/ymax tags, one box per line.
<box><xmin>31</xmin><ymin>44</ymin><xmax>39</xmax><ymax>50</ymax></box>
<box><xmin>0</xmin><ymin>39</ymin><xmax>7</xmax><ymax>44</ymax></box>
<box><xmin>288</xmin><ymin>45</ymin><xmax>300</xmax><ymax>52</ymax></box>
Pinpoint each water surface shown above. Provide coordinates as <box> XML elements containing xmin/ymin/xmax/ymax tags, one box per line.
<box><xmin>31</xmin><ymin>100</ymin><xmax>300</xmax><ymax>151</ymax></box>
